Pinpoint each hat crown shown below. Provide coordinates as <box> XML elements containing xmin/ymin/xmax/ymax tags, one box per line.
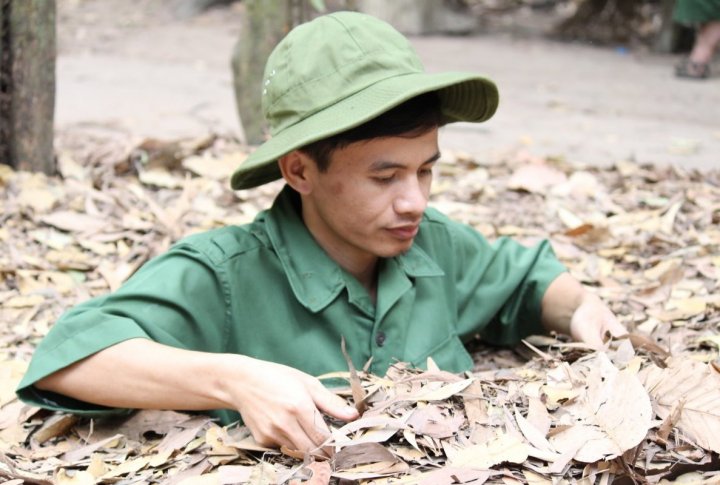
<box><xmin>261</xmin><ymin>12</ymin><xmax>424</xmax><ymax>135</ymax></box>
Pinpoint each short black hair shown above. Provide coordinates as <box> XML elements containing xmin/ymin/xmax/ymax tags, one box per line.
<box><xmin>299</xmin><ymin>91</ymin><xmax>443</xmax><ymax>171</ymax></box>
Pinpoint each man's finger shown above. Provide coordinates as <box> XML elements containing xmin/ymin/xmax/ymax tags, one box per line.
<box><xmin>309</xmin><ymin>383</ymin><xmax>359</xmax><ymax>422</ymax></box>
<box><xmin>280</xmin><ymin>417</ymin><xmax>324</xmax><ymax>454</ymax></box>
<box><xmin>297</xmin><ymin>408</ymin><xmax>334</xmax><ymax>456</ymax></box>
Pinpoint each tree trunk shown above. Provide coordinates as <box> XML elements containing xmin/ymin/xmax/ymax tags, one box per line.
<box><xmin>231</xmin><ymin>0</ymin><xmax>329</xmax><ymax>146</ymax></box>
<box><xmin>0</xmin><ymin>0</ymin><xmax>56</xmax><ymax>174</ymax></box>
<box><xmin>231</xmin><ymin>1</ymin><xmax>284</xmax><ymax>146</ymax></box>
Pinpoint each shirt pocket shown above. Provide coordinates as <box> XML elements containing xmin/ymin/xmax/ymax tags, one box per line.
<box><xmin>409</xmin><ymin>332</ymin><xmax>474</xmax><ymax>373</ymax></box>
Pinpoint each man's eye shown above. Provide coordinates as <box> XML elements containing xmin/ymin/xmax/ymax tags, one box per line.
<box><xmin>374</xmin><ymin>175</ymin><xmax>396</xmax><ymax>184</ymax></box>
<box><xmin>419</xmin><ymin>168</ymin><xmax>433</xmax><ymax>177</ymax></box>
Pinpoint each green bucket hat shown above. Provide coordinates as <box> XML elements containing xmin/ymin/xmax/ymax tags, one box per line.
<box><xmin>230</xmin><ymin>11</ymin><xmax>499</xmax><ymax>190</ymax></box>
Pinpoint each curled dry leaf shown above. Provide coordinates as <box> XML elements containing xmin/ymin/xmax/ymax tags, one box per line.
<box><xmin>340</xmin><ymin>336</ymin><xmax>367</xmax><ymax>415</ymax></box>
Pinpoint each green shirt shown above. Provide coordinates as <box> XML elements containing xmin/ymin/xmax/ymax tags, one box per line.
<box><xmin>17</xmin><ymin>186</ymin><xmax>565</xmax><ymax>424</ymax></box>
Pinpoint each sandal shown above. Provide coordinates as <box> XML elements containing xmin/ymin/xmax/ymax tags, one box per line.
<box><xmin>675</xmin><ymin>58</ymin><xmax>711</xmax><ymax>79</ymax></box>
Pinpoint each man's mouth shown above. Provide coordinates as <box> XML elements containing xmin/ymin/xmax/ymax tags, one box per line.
<box><xmin>386</xmin><ymin>225</ymin><xmax>419</xmax><ymax>240</ymax></box>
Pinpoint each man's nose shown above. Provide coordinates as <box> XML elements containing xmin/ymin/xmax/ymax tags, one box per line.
<box><xmin>394</xmin><ymin>179</ymin><xmax>428</xmax><ymax>216</ymax></box>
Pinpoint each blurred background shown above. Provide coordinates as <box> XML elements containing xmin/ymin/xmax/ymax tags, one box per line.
<box><xmin>1</xmin><ymin>0</ymin><xmax>718</xmax><ymax>178</ymax></box>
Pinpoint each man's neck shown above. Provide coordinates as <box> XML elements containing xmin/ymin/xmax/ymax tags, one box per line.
<box><xmin>314</xmin><ymin>237</ymin><xmax>379</xmax><ymax>302</ymax></box>
<box><xmin>350</xmin><ymin>259</ymin><xmax>379</xmax><ymax>304</ymax></box>
<box><xmin>297</xmin><ymin>205</ymin><xmax>379</xmax><ymax>302</ymax></box>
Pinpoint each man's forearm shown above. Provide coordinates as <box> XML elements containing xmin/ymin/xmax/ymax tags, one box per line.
<box><xmin>35</xmin><ymin>338</ymin><xmax>237</xmax><ymax>411</ymax></box>
<box><xmin>540</xmin><ymin>272</ymin><xmax>626</xmax><ymax>346</ymax></box>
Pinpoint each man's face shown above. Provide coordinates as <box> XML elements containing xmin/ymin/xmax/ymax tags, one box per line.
<box><xmin>300</xmin><ymin>127</ymin><xmax>440</xmax><ymax>271</ymax></box>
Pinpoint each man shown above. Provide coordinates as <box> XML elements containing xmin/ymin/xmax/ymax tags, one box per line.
<box><xmin>17</xmin><ymin>12</ymin><xmax>625</xmax><ymax>455</ymax></box>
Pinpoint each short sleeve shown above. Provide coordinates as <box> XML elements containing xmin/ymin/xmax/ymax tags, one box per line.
<box><xmin>16</xmin><ymin>243</ymin><xmax>230</xmax><ymax>415</ymax></box>
<box><xmin>450</xmin><ymin>222</ymin><xmax>567</xmax><ymax>345</ymax></box>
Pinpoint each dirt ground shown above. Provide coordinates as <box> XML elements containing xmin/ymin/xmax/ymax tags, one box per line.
<box><xmin>55</xmin><ymin>0</ymin><xmax>719</xmax><ymax>171</ymax></box>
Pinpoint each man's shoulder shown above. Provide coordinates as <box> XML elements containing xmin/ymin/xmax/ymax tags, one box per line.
<box><xmin>175</xmin><ymin>222</ymin><xmax>270</xmax><ymax>265</ymax></box>
<box><xmin>419</xmin><ymin>206</ymin><xmax>490</xmax><ymax>250</ymax></box>
<box><xmin>421</xmin><ymin>206</ymin><xmax>470</xmax><ymax>235</ymax></box>
<box><xmin>422</xmin><ymin>206</ymin><xmax>453</xmax><ymax>225</ymax></box>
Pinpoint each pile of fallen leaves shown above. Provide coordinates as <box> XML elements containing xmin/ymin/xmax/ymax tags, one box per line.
<box><xmin>1</xmin><ymin>131</ymin><xmax>719</xmax><ymax>484</ymax></box>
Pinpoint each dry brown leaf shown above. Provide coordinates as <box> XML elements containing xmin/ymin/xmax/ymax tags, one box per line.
<box><xmin>507</xmin><ymin>163</ymin><xmax>567</xmax><ymax>193</ymax></box>
<box><xmin>523</xmin><ymin>469</ymin><xmax>553</xmax><ymax>485</ymax></box>
<box><xmin>549</xmin><ymin>353</ymin><xmax>653</xmax><ymax>463</ymax></box>
<box><xmin>660</xmin><ymin>200</ymin><xmax>683</xmax><ymax>234</ymax></box>
<box><xmin>17</xmin><ymin>188</ymin><xmax>59</xmax><ymax>213</ymax></box>
<box><xmin>622</xmin><ymin>333</ymin><xmax>671</xmax><ymax>360</ymax></box>
<box><xmin>61</xmin><ymin>434</ymin><xmax>125</xmax><ymax>463</ymax></box>
<box><xmin>32</xmin><ymin>414</ymin><xmax>79</xmax><ymax>444</ymax></box>
<box><xmin>640</xmin><ymin>358</ymin><xmax>720</xmax><ymax>454</ymax></box>
<box><xmin>525</xmin><ymin>397</ymin><xmax>551</xmax><ymax>437</ymax></box>
<box><xmin>0</xmin><ymin>361</ymin><xmax>28</xmax><ymax>407</ymax></box>
<box><xmin>0</xmin><ymin>458</ymin><xmax>54</xmax><ymax>485</ymax></box>
<box><xmin>410</xmin><ymin>378</ymin><xmax>475</xmax><ymax>402</ymax></box>
<box><xmin>331</xmin><ymin>460</ymin><xmax>409</xmax><ymax>480</ymax></box>
<box><xmin>340</xmin><ymin>336</ymin><xmax>367</xmax><ymax>415</ymax></box>
<box><xmin>0</xmin><ymin>400</ymin><xmax>38</xmax><ymax>430</ymax></box>
<box><xmin>217</xmin><ymin>465</ymin><xmax>253</xmax><ymax>484</ymax></box>
<box><xmin>331</xmin><ymin>414</ymin><xmax>407</xmax><ymax>446</ymax></box>
<box><xmin>397</xmin><ymin>467</ymin><xmax>492</xmax><ymax>485</ymax></box>
<box><xmin>54</xmin><ymin>469</ymin><xmax>96</xmax><ymax>485</ymax></box>
<box><xmin>245</xmin><ymin>462</ymin><xmax>277</xmax><ymax>484</ymax></box>
<box><xmin>205</xmin><ymin>425</ymin><xmax>243</xmax><ymax>457</ymax></box>
<box><xmin>406</xmin><ymin>405</ymin><xmax>465</xmax><ymax>439</ymax></box>
<box><xmin>288</xmin><ymin>461</ymin><xmax>332</xmax><ymax>485</ymax></box>
<box><xmin>100</xmin><ymin>455</ymin><xmax>151</xmax><ymax>479</ymax></box>
<box><xmin>182</xmin><ymin>152</ymin><xmax>245</xmax><ymax>180</ymax></box>
<box><xmin>156</xmin><ymin>417</ymin><xmax>211</xmax><ymax>454</ymax></box>
<box><xmin>333</xmin><ymin>442</ymin><xmax>399</xmax><ymax>472</ymax></box>
<box><xmin>3</xmin><ymin>295</ymin><xmax>45</xmax><ymax>308</ymax></box>
<box><xmin>463</xmin><ymin>380</ymin><xmax>489</xmax><ymax>425</ymax></box>
<box><xmin>557</xmin><ymin>206</ymin><xmax>585</xmax><ymax>229</ymax></box>
<box><xmin>449</xmin><ymin>432</ymin><xmax>529</xmax><ymax>470</ymax></box>
<box><xmin>656</xmin><ymin>400</ymin><xmax>685</xmax><ymax>444</ymax></box>
<box><xmin>665</xmin><ymin>297</ymin><xmax>708</xmax><ymax>319</ymax></box>
<box><xmin>40</xmin><ymin>211</ymin><xmax>109</xmax><ymax>234</ymax></box>
<box><xmin>176</xmin><ymin>474</ymin><xmax>220</xmax><ymax>485</ymax></box>
<box><xmin>514</xmin><ymin>409</ymin><xmax>555</xmax><ymax>454</ymax></box>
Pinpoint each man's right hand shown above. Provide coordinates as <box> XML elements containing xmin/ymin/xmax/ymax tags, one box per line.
<box><xmin>225</xmin><ymin>357</ymin><xmax>359</xmax><ymax>454</ymax></box>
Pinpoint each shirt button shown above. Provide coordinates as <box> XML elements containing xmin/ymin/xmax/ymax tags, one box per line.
<box><xmin>375</xmin><ymin>331</ymin><xmax>386</xmax><ymax>347</ymax></box>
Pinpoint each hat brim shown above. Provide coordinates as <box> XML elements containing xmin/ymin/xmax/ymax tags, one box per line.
<box><xmin>231</xmin><ymin>71</ymin><xmax>498</xmax><ymax>190</ymax></box>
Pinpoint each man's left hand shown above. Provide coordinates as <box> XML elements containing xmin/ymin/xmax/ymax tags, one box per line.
<box><xmin>569</xmin><ymin>292</ymin><xmax>627</xmax><ymax>348</ymax></box>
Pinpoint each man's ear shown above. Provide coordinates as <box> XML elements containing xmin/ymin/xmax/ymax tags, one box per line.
<box><xmin>278</xmin><ymin>150</ymin><xmax>314</xmax><ymax>195</ymax></box>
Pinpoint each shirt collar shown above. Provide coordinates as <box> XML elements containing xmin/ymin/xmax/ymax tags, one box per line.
<box><xmin>264</xmin><ymin>185</ymin><xmax>444</xmax><ymax>313</ymax></box>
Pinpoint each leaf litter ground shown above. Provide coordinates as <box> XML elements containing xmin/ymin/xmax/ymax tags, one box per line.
<box><xmin>1</xmin><ymin>131</ymin><xmax>719</xmax><ymax>484</ymax></box>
